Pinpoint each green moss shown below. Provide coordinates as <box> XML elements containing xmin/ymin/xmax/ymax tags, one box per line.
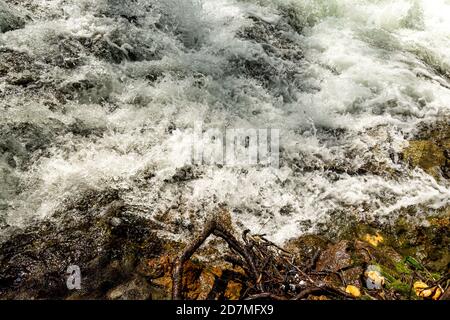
<box><xmin>387</xmin><ymin>280</ymin><xmax>414</xmax><ymax>298</ymax></box>
<box><xmin>380</xmin><ymin>268</ymin><xmax>397</xmax><ymax>283</ymax></box>
<box><xmin>394</xmin><ymin>261</ymin><xmax>412</xmax><ymax>275</ymax></box>
<box><xmin>404</xmin><ymin>256</ymin><xmax>424</xmax><ymax>271</ymax></box>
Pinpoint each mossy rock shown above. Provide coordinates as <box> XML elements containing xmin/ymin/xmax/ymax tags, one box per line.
<box><xmin>401</xmin><ymin>120</ymin><xmax>450</xmax><ymax>179</ymax></box>
<box><xmin>403</xmin><ymin>140</ymin><xmax>447</xmax><ymax>177</ymax></box>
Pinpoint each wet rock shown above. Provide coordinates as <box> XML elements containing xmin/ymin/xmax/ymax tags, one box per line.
<box><xmin>403</xmin><ymin>140</ymin><xmax>447</xmax><ymax>177</ymax></box>
<box><xmin>0</xmin><ymin>48</ymin><xmax>35</xmax><ymax>78</ymax></box>
<box><xmin>6</xmin><ymin>70</ymin><xmax>36</xmax><ymax>87</ymax></box>
<box><xmin>138</xmin><ymin>255</ymin><xmax>173</xmax><ymax>279</ymax></box>
<box><xmin>0</xmin><ymin>162</ymin><xmax>20</xmax><ymax>209</ymax></box>
<box><xmin>58</xmin><ymin>75</ymin><xmax>116</xmax><ymax>104</ymax></box>
<box><xmin>166</xmin><ymin>165</ymin><xmax>202</xmax><ymax>183</ymax></box>
<box><xmin>342</xmin><ymin>267</ymin><xmax>363</xmax><ymax>287</ymax></box>
<box><xmin>106</xmin><ymin>276</ymin><xmax>152</xmax><ymax>300</ymax></box>
<box><xmin>44</xmin><ymin>35</ymin><xmax>86</xmax><ymax>69</ymax></box>
<box><xmin>285</xmin><ymin>234</ymin><xmax>329</xmax><ymax>269</ymax></box>
<box><xmin>354</xmin><ymin>239</ymin><xmax>402</xmax><ymax>268</ymax></box>
<box><xmin>384</xmin><ymin>214</ymin><xmax>450</xmax><ymax>272</ymax></box>
<box><xmin>402</xmin><ymin>120</ymin><xmax>450</xmax><ymax>179</ymax></box>
<box><xmin>364</xmin><ymin>265</ymin><xmax>385</xmax><ymax>290</ymax></box>
<box><xmin>316</xmin><ymin>240</ymin><xmax>352</xmax><ymax>272</ymax></box>
<box><xmin>0</xmin><ymin>123</ymin><xmax>49</xmax><ymax>169</ymax></box>
<box><xmin>0</xmin><ymin>189</ymin><xmax>163</xmax><ymax>299</ymax></box>
<box><xmin>110</xmin><ymin>217</ymin><xmax>122</xmax><ymax>227</ymax></box>
<box><xmin>0</xmin><ymin>1</ymin><xmax>25</xmax><ymax>33</ymax></box>
<box><xmin>233</xmin><ymin>15</ymin><xmax>303</xmax><ymax>102</ymax></box>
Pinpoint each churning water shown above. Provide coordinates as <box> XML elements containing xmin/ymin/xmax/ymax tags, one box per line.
<box><xmin>0</xmin><ymin>0</ymin><xmax>449</xmax><ymax>243</ymax></box>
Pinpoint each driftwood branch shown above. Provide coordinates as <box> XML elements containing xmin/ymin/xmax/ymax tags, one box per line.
<box><xmin>172</xmin><ymin>218</ymin><xmax>259</xmax><ymax>300</ymax></box>
<box><xmin>172</xmin><ymin>215</ymin><xmax>355</xmax><ymax>300</ymax></box>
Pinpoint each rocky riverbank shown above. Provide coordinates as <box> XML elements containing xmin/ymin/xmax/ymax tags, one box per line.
<box><xmin>0</xmin><ymin>202</ymin><xmax>447</xmax><ymax>300</ymax></box>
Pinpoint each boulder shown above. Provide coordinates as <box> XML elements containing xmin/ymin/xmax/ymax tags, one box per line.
<box><xmin>316</xmin><ymin>240</ymin><xmax>352</xmax><ymax>272</ymax></box>
<box><xmin>106</xmin><ymin>276</ymin><xmax>152</xmax><ymax>300</ymax></box>
<box><xmin>0</xmin><ymin>189</ymin><xmax>163</xmax><ymax>299</ymax></box>
<box><xmin>0</xmin><ymin>1</ymin><xmax>25</xmax><ymax>33</ymax></box>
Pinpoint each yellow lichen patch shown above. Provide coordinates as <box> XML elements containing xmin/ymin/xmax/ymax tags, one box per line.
<box><xmin>363</xmin><ymin>233</ymin><xmax>384</xmax><ymax>247</ymax></box>
<box><xmin>432</xmin><ymin>288</ymin><xmax>443</xmax><ymax>300</ymax></box>
<box><xmin>345</xmin><ymin>285</ymin><xmax>361</xmax><ymax>298</ymax></box>
<box><xmin>403</xmin><ymin>140</ymin><xmax>446</xmax><ymax>178</ymax></box>
<box><xmin>224</xmin><ymin>280</ymin><xmax>243</xmax><ymax>300</ymax></box>
<box><xmin>365</xmin><ymin>270</ymin><xmax>385</xmax><ymax>289</ymax></box>
<box><xmin>413</xmin><ymin>281</ymin><xmax>443</xmax><ymax>300</ymax></box>
<box><xmin>428</xmin><ymin>213</ymin><xmax>450</xmax><ymax>228</ymax></box>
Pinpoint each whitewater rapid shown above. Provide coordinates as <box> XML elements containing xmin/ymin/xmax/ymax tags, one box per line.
<box><xmin>0</xmin><ymin>0</ymin><xmax>449</xmax><ymax>243</ymax></box>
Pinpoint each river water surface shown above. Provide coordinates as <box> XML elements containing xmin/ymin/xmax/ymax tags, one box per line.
<box><xmin>1</xmin><ymin>0</ymin><xmax>449</xmax><ymax>243</ymax></box>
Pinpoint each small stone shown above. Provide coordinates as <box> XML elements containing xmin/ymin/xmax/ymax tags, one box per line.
<box><xmin>316</xmin><ymin>240</ymin><xmax>352</xmax><ymax>272</ymax></box>
<box><xmin>106</xmin><ymin>277</ymin><xmax>152</xmax><ymax>300</ymax></box>
<box><xmin>345</xmin><ymin>285</ymin><xmax>361</xmax><ymax>298</ymax></box>
<box><xmin>414</xmin><ymin>281</ymin><xmax>442</xmax><ymax>300</ymax></box>
<box><xmin>342</xmin><ymin>267</ymin><xmax>363</xmax><ymax>287</ymax></box>
<box><xmin>364</xmin><ymin>265</ymin><xmax>385</xmax><ymax>290</ymax></box>
<box><xmin>110</xmin><ymin>217</ymin><xmax>122</xmax><ymax>227</ymax></box>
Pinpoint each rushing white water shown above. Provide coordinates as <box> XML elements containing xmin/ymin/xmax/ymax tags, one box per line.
<box><xmin>0</xmin><ymin>0</ymin><xmax>449</xmax><ymax>243</ymax></box>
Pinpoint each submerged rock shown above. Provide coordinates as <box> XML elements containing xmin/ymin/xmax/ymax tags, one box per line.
<box><xmin>402</xmin><ymin>121</ymin><xmax>450</xmax><ymax>179</ymax></box>
<box><xmin>0</xmin><ymin>1</ymin><xmax>25</xmax><ymax>33</ymax></box>
<box><xmin>403</xmin><ymin>140</ymin><xmax>448</xmax><ymax>178</ymax></box>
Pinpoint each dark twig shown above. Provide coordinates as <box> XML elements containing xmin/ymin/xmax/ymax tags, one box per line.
<box><xmin>172</xmin><ymin>217</ymin><xmax>261</xmax><ymax>299</ymax></box>
<box><xmin>245</xmin><ymin>293</ymin><xmax>287</xmax><ymax>300</ymax></box>
<box><xmin>172</xmin><ymin>219</ymin><xmax>217</xmax><ymax>300</ymax></box>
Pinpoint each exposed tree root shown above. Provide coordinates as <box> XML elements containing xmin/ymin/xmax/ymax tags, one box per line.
<box><xmin>171</xmin><ymin>214</ymin><xmax>354</xmax><ymax>300</ymax></box>
<box><xmin>172</xmin><ymin>217</ymin><xmax>260</xmax><ymax>300</ymax></box>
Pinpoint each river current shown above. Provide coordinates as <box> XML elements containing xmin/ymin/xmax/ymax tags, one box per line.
<box><xmin>0</xmin><ymin>0</ymin><xmax>449</xmax><ymax>243</ymax></box>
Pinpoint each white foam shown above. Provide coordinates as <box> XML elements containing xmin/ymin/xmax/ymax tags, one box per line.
<box><xmin>1</xmin><ymin>0</ymin><xmax>449</xmax><ymax>244</ymax></box>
